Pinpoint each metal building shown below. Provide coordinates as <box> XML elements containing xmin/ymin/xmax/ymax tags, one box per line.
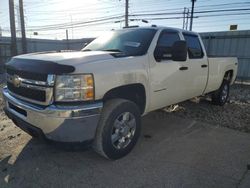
<box><xmin>200</xmin><ymin>30</ymin><xmax>250</xmax><ymax>81</ymax></box>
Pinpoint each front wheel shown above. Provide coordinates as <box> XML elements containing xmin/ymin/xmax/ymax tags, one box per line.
<box><xmin>93</xmin><ymin>99</ymin><xmax>141</xmax><ymax>160</ymax></box>
<box><xmin>211</xmin><ymin>80</ymin><xmax>230</xmax><ymax>106</ymax></box>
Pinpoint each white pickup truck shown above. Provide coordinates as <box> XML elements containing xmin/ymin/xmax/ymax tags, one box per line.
<box><xmin>3</xmin><ymin>26</ymin><xmax>238</xmax><ymax>159</ymax></box>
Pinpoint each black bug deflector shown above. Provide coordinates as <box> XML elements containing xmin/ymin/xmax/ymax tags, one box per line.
<box><xmin>6</xmin><ymin>58</ymin><xmax>75</xmax><ymax>75</ymax></box>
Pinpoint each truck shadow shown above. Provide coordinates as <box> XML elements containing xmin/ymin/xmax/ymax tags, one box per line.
<box><xmin>0</xmin><ymin>155</ymin><xmax>12</xmax><ymax>185</ymax></box>
<box><xmin>0</xmin><ymin>138</ymin><xmax>105</xmax><ymax>187</ymax></box>
<box><xmin>1</xmin><ymin>105</ymin><xmax>248</xmax><ymax>187</ymax></box>
<box><xmin>0</xmin><ymin>112</ymin><xmax>191</xmax><ymax>187</ymax></box>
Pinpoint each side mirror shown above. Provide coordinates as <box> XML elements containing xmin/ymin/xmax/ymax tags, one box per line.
<box><xmin>171</xmin><ymin>41</ymin><xmax>187</xmax><ymax>61</ymax></box>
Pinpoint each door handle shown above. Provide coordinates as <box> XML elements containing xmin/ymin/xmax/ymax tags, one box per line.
<box><xmin>179</xmin><ymin>66</ymin><xmax>188</xmax><ymax>71</ymax></box>
<box><xmin>201</xmin><ymin>64</ymin><xmax>208</xmax><ymax>68</ymax></box>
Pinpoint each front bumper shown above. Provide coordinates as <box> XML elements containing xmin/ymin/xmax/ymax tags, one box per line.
<box><xmin>2</xmin><ymin>87</ymin><xmax>103</xmax><ymax>143</ymax></box>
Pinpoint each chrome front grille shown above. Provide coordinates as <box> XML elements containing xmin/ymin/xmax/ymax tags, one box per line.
<box><xmin>6</xmin><ymin>73</ymin><xmax>55</xmax><ymax>106</ymax></box>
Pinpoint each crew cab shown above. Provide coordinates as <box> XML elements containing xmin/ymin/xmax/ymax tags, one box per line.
<box><xmin>3</xmin><ymin>26</ymin><xmax>238</xmax><ymax>159</ymax></box>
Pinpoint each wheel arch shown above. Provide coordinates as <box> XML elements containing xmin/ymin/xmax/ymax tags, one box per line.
<box><xmin>102</xmin><ymin>83</ymin><xmax>146</xmax><ymax>115</ymax></box>
<box><xmin>223</xmin><ymin>69</ymin><xmax>234</xmax><ymax>84</ymax></box>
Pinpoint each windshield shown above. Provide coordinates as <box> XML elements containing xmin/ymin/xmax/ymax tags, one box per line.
<box><xmin>82</xmin><ymin>28</ymin><xmax>157</xmax><ymax>56</ymax></box>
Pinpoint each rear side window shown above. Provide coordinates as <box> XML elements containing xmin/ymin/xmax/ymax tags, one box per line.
<box><xmin>183</xmin><ymin>34</ymin><xmax>204</xmax><ymax>59</ymax></box>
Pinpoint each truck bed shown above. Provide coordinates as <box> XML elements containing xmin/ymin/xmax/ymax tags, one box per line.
<box><xmin>204</xmin><ymin>57</ymin><xmax>238</xmax><ymax>94</ymax></box>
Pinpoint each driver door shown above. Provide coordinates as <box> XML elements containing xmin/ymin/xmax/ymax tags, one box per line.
<box><xmin>149</xmin><ymin>30</ymin><xmax>192</xmax><ymax>111</ymax></box>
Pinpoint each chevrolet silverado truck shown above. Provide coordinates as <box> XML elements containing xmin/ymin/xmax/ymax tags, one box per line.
<box><xmin>3</xmin><ymin>26</ymin><xmax>238</xmax><ymax>160</ymax></box>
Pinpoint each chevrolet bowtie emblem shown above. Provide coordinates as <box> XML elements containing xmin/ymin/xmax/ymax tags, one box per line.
<box><xmin>13</xmin><ymin>75</ymin><xmax>22</xmax><ymax>87</ymax></box>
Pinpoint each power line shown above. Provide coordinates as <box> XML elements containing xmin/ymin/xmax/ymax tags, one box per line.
<box><xmin>4</xmin><ymin>0</ymin><xmax>250</xmax><ymax>39</ymax></box>
<box><xmin>195</xmin><ymin>8</ymin><xmax>250</xmax><ymax>14</ymax></box>
<box><xmin>139</xmin><ymin>12</ymin><xmax>250</xmax><ymax>21</ymax></box>
<box><xmin>26</xmin><ymin>5</ymin><xmax>119</xmax><ymax>14</ymax></box>
<box><xmin>129</xmin><ymin>8</ymin><xmax>250</xmax><ymax>17</ymax></box>
<box><xmin>32</xmin><ymin>14</ymin><xmax>122</xmax><ymax>27</ymax></box>
<box><xmin>23</xmin><ymin>7</ymin><xmax>250</xmax><ymax>31</ymax></box>
<box><xmin>130</xmin><ymin>1</ymin><xmax>250</xmax><ymax>14</ymax></box>
<box><xmin>195</xmin><ymin>1</ymin><xmax>250</xmax><ymax>9</ymax></box>
<box><xmin>25</xmin><ymin>15</ymin><xmax>124</xmax><ymax>31</ymax></box>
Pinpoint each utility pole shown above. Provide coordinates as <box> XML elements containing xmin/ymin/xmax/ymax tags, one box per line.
<box><xmin>0</xmin><ymin>26</ymin><xmax>1</xmax><ymax>63</ymax></box>
<box><xmin>9</xmin><ymin>0</ymin><xmax>17</xmax><ymax>56</ymax></box>
<box><xmin>186</xmin><ymin>8</ymin><xmax>190</xmax><ymax>30</ymax></box>
<box><xmin>189</xmin><ymin>0</ymin><xmax>196</xmax><ymax>31</ymax></box>
<box><xmin>183</xmin><ymin>7</ymin><xmax>187</xmax><ymax>29</ymax></box>
<box><xmin>70</xmin><ymin>15</ymin><xmax>74</xmax><ymax>39</ymax></box>
<box><xmin>125</xmin><ymin>0</ymin><xmax>129</xmax><ymax>27</ymax></box>
<box><xmin>19</xmin><ymin>0</ymin><xmax>27</xmax><ymax>54</ymax></box>
<box><xmin>15</xmin><ymin>5</ymin><xmax>21</xmax><ymax>36</ymax></box>
<box><xmin>183</xmin><ymin>8</ymin><xmax>190</xmax><ymax>30</ymax></box>
<box><xmin>66</xmin><ymin>29</ymin><xmax>69</xmax><ymax>50</ymax></box>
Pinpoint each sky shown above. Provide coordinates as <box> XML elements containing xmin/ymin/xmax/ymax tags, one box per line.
<box><xmin>0</xmin><ymin>0</ymin><xmax>250</xmax><ymax>40</ymax></box>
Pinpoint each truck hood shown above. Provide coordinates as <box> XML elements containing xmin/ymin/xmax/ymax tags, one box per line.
<box><xmin>16</xmin><ymin>51</ymin><xmax>116</xmax><ymax>64</ymax></box>
<box><xmin>6</xmin><ymin>51</ymin><xmax>116</xmax><ymax>75</ymax></box>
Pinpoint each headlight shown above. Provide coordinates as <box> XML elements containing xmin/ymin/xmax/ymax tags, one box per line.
<box><xmin>55</xmin><ymin>74</ymin><xmax>94</xmax><ymax>102</ymax></box>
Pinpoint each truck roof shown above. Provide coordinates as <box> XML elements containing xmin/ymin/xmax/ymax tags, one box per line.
<box><xmin>121</xmin><ymin>25</ymin><xmax>200</xmax><ymax>36</ymax></box>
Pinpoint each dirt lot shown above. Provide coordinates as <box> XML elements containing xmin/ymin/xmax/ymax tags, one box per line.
<box><xmin>0</xmin><ymin>74</ymin><xmax>250</xmax><ymax>187</ymax></box>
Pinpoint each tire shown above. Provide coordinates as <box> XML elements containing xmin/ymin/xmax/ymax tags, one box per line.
<box><xmin>211</xmin><ymin>79</ymin><xmax>230</xmax><ymax>106</ymax></box>
<box><xmin>93</xmin><ymin>99</ymin><xmax>141</xmax><ymax>160</ymax></box>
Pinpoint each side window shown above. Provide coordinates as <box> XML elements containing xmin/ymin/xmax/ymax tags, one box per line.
<box><xmin>154</xmin><ymin>31</ymin><xmax>180</xmax><ymax>61</ymax></box>
<box><xmin>183</xmin><ymin>34</ymin><xmax>204</xmax><ymax>59</ymax></box>
<box><xmin>158</xmin><ymin>32</ymin><xmax>180</xmax><ymax>47</ymax></box>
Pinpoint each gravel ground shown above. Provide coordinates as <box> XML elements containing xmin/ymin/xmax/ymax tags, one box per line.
<box><xmin>162</xmin><ymin>84</ymin><xmax>250</xmax><ymax>133</ymax></box>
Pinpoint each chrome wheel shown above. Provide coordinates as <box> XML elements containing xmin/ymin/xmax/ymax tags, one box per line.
<box><xmin>111</xmin><ymin>112</ymin><xmax>136</xmax><ymax>150</ymax></box>
<box><xmin>221</xmin><ymin>84</ymin><xmax>228</xmax><ymax>102</ymax></box>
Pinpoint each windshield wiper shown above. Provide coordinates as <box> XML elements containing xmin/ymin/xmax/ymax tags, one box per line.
<box><xmin>83</xmin><ymin>48</ymin><xmax>127</xmax><ymax>57</ymax></box>
<box><xmin>103</xmin><ymin>49</ymin><xmax>123</xmax><ymax>53</ymax></box>
<box><xmin>103</xmin><ymin>49</ymin><xmax>128</xmax><ymax>57</ymax></box>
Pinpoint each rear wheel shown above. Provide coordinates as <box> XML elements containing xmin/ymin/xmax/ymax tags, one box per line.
<box><xmin>211</xmin><ymin>80</ymin><xmax>230</xmax><ymax>106</ymax></box>
<box><xmin>93</xmin><ymin>99</ymin><xmax>141</xmax><ymax>160</ymax></box>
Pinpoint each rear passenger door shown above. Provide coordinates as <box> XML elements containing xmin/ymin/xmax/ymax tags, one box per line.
<box><xmin>183</xmin><ymin>33</ymin><xmax>208</xmax><ymax>97</ymax></box>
